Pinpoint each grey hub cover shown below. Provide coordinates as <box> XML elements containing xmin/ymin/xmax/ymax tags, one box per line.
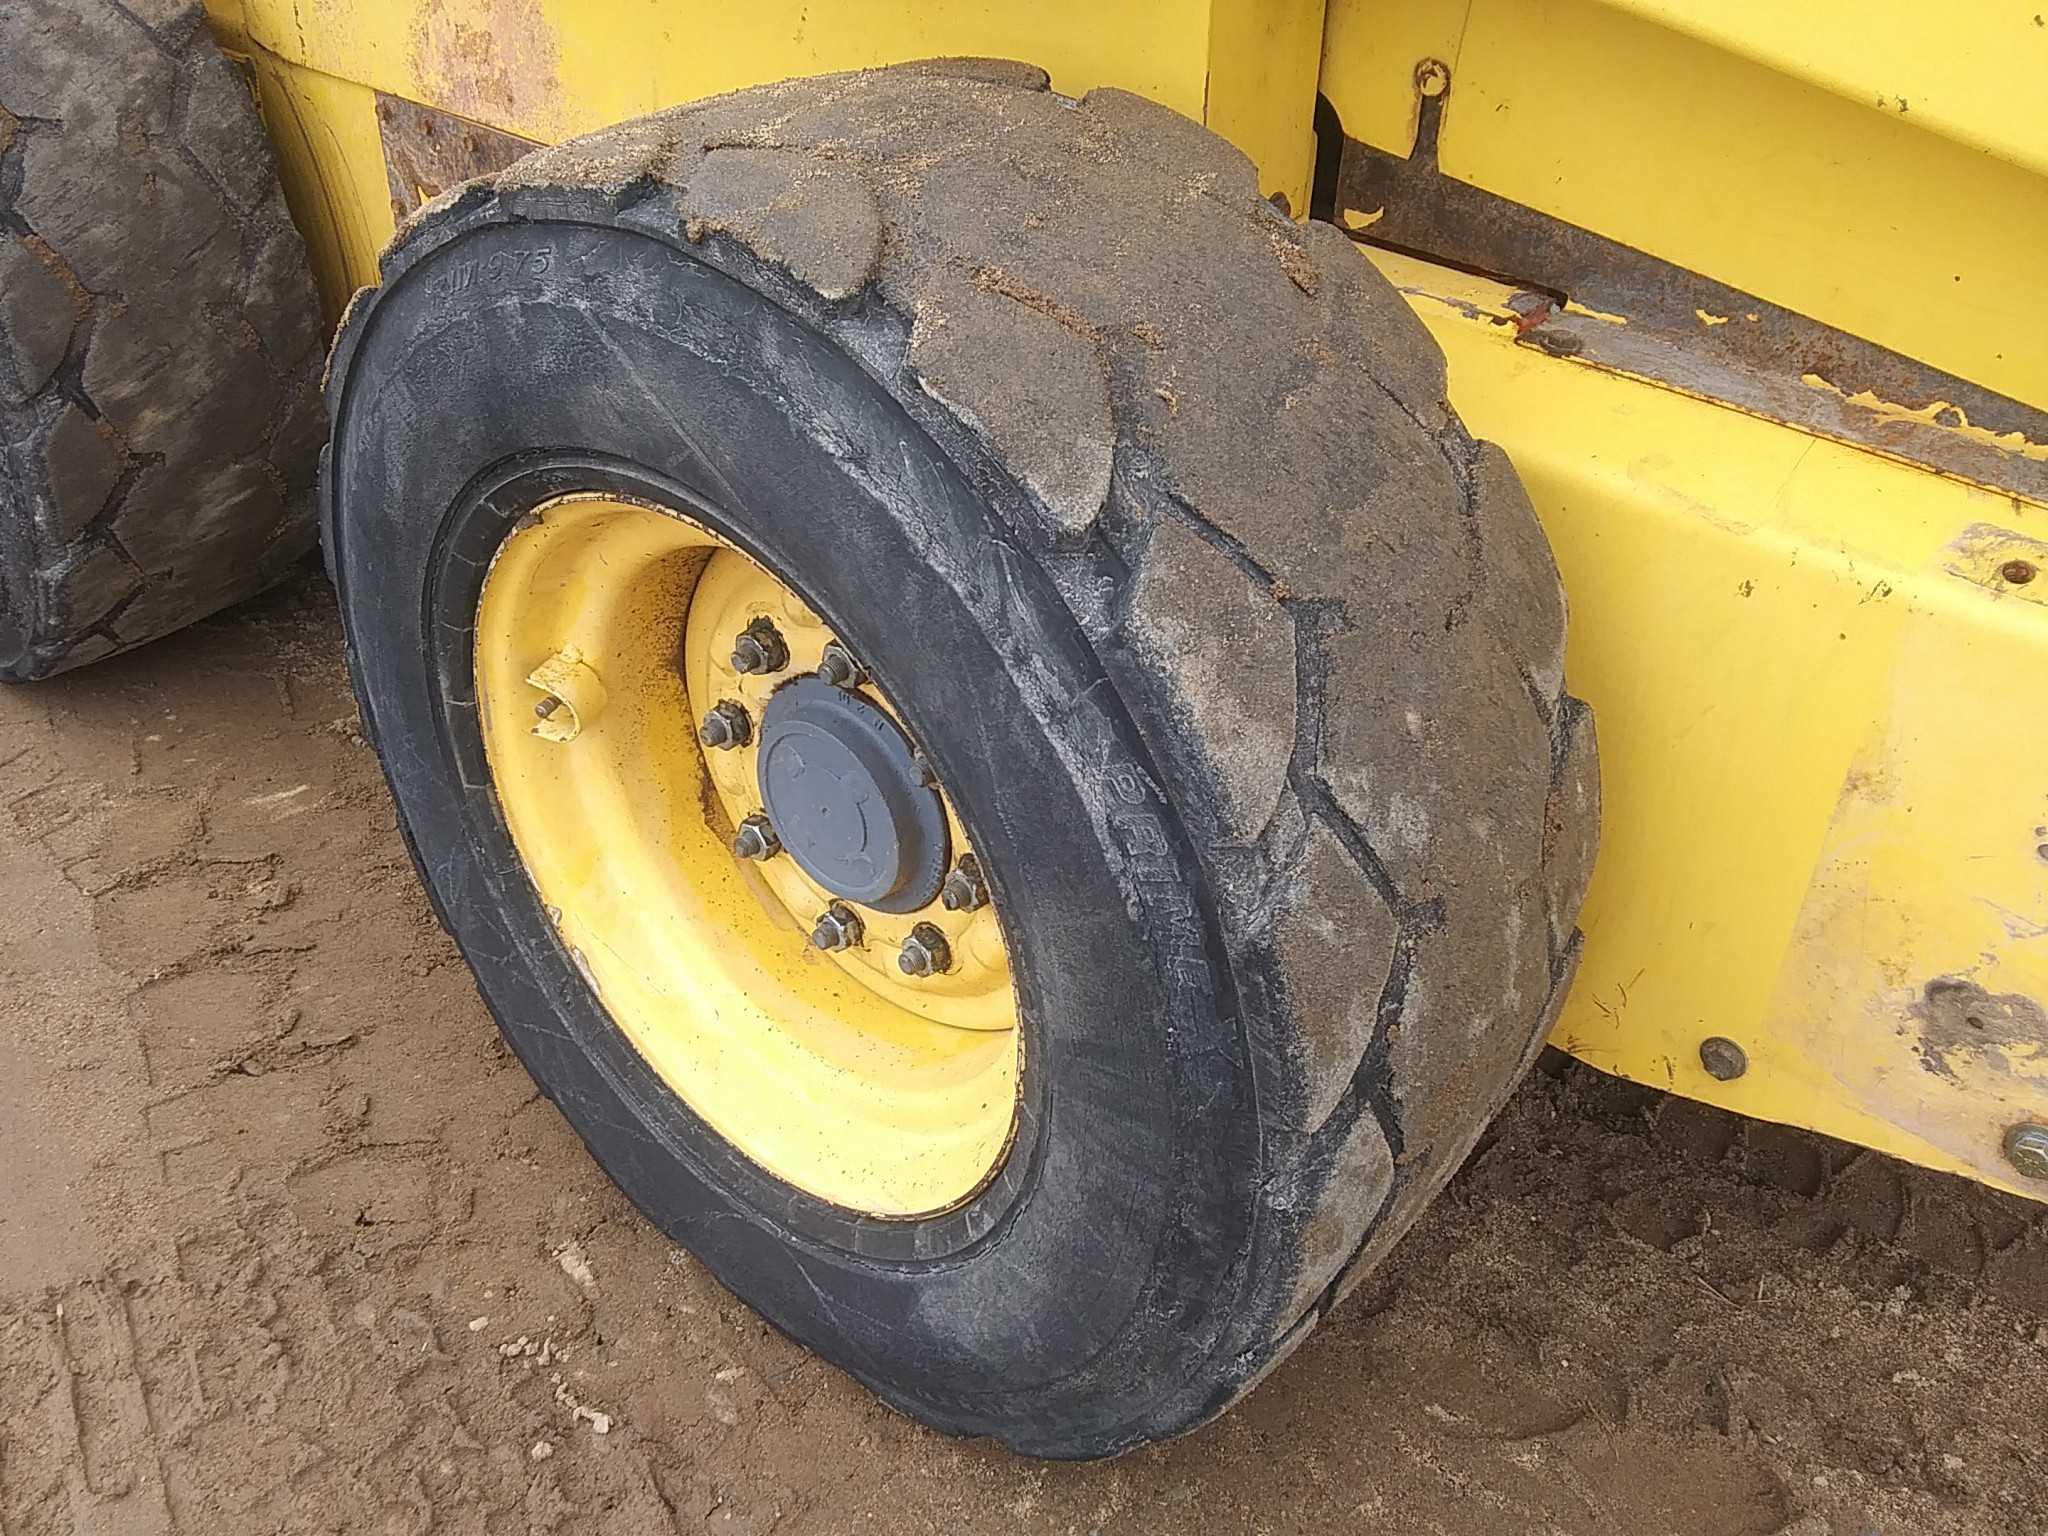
<box><xmin>755</xmin><ymin>677</ymin><xmax>949</xmax><ymax>913</ymax></box>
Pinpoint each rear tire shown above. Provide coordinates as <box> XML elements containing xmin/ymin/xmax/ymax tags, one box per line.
<box><xmin>0</xmin><ymin>0</ymin><xmax>324</xmax><ymax>680</ymax></box>
<box><xmin>324</xmin><ymin>63</ymin><xmax>1600</xmax><ymax>1457</ymax></box>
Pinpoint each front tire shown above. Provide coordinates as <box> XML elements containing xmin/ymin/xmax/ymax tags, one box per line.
<box><xmin>324</xmin><ymin>62</ymin><xmax>1599</xmax><ymax>1457</ymax></box>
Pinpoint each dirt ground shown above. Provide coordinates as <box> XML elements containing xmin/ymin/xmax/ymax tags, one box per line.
<box><xmin>2</xmin><ymin>568</ymin><xmax>2046</xmax><ymax>1536</ymax></box>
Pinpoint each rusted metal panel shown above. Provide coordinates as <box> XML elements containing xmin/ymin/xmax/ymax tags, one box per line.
<box><xmin>375</xmin><ymin>93</ymin><xmax>538</xmax><ymax>226</ymax></box>
<box><xmin>1333</xmin><ymin>64</ymin><xmax>2048</xmax><ymax>504</ymax></box>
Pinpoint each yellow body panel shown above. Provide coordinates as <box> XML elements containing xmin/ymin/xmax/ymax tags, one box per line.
<box><xmin>214</xmin><ymin>1</ymin><xmax>2048</xmax><ymax>1195</ymax></box>
<box><xmin>1371</xmin><ymin>251</ymin><xmax>2048</xmax><ymax>1196</ymax></box>
<box><xmin>221</xmin><ymin>0</ymin><xmax>1322</xmax><ymax>218</ymax></box>
<box><xmin>1321</xmin><ymin>0</ymin><xmax>2048</xmax><ymax>415</ymax></box>
<box><xmin>243</xmin><ymin>61</ymin><xmax>389</xmax><ymax>321</ymax></box>
<box><xmin>1596</xmin><ymin>0</ymin><xmax>2048</xmax><ymax>177</ymax></box>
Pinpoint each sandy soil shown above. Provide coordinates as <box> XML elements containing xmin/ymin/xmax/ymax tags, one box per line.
<box><xmin>2</xmin><ymin>568</ymin><xmax>2045</xmax><ymax>1535</ymax></box>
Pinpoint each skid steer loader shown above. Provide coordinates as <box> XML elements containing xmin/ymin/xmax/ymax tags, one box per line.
<box><xmin>1</xmin><ymin>0</ymin><xmax>2040</xmax><ymax>1457</ymax></box>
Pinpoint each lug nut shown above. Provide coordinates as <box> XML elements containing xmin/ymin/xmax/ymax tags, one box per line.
<box><xmin>940</xmin><ymin>854</ymin><xmax>988</xmax><ymax>913</ymax></box>
<box><xmin>816</xmin><ymin>640</ymin><xmax>866</xmax><ymax>690</ymax></box>
<box><xmin>898</xmin><ymin>922</ymin><xmax>952</xmax><ymax>977</ymax></box>
<box><xmin>810</xmin><ymin>902</ymin><xmax>864</xmax><ymax>952</ymax></box>
<box><xmin>698</xmin><ymin>700</ymin><xmax>752</xmax><ymax>750</ymax></box>
<box><xmin>730</xmin><ymin>617</ymin><xmax>790</xmax><ymax>675</ymax></box>
<box><xmin>732</xmin><ymin>814</ymin><xmax>780</xmax><ymax>861</ymax></box>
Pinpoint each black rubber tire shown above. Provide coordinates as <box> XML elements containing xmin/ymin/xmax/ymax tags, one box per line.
<box><xmin>323</xmin><ymin>62</ymin><xmax>1601</xmax><ymax>1458</ymax></box>
<box><xmin>0</xmin><ymin>0</ymin><xmax>324</xmax><ymax>681</ymax></box>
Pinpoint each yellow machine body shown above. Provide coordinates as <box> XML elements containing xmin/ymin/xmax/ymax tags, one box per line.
<box><xmin>207</xmin><ymin>0</ymin><xmax>2048</xmax><ymax>1198</ymax></box>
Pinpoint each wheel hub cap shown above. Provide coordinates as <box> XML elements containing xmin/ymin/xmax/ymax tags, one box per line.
<box><xmin>757</xmin><ymin>677</ymin><xmax>948</xmax><ymax>913</ymax></box>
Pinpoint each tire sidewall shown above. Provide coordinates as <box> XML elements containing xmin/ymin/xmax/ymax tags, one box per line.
<box><xmin>326</xmin><ymin>212</ymin><xmax>1265</xmax><ymax>1451</ymax></box>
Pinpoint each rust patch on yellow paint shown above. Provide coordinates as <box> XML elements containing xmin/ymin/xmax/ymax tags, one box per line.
<box><xmin>410</xmin><ymin>0</ymin><xmax>562</xmax><ymax>135</ymax></box>
<box><xmin>376</xmin><ymin>94</ymin><xmax>539</xmax><ymax>225</ymax></box>
<box><xmin>1910</xmin><ymin>978</ymin><xmax>2048</xmax><ymax>1083</ymax></box>
<box><xmin>1943</xmin><ymin>524</ymin><xmax>2048</xmax><ymax>608</ymax></box>
<box><xmin>1801</xmin><ymin>373</ymin><xmax>2048</xmax><ymax>464</ymax></box>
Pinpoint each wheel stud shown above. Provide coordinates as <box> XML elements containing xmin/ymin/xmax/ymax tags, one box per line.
<box><xmin>939</xmin><ymin>854</ymin><xmax>987</xmax><ymax>913</ymax></box>
<box><xmin>810</xmin><ymin>902</ymin><xmax>864</xmax><ymax>951</ymax></box>
<box><xmin>534</xmin><ymin>694</ymin><xmax>563</xmax><ymax>720</ymax></box>
<box><xmin>816</xmin><ymin>640</ymin><xmax>866</xmax><ymax>690</ymax></box>
<box><xmin>698</xmin><ymin>700</ymin><xmax>752</xmax><ymax>750</ymax></box>
<box><xmin>730</xmin><ymin>617</ymin><xmax>789</xmax><ymax>675</ymax></box>
<box><xmin>898</xmin><ymin>922</ymin><xmax>952</xmax><ymax>977</ymax></box>
<box><xmin>732</xmin><ymin>814</ymin><xmax>780</xmax><ymax>861</ymax></box>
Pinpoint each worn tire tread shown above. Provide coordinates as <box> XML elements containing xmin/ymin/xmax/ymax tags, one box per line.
<box><xmin>0</xmin><ymin>0</ymin><xmax>323</xmax><ymax>680</ymax></box>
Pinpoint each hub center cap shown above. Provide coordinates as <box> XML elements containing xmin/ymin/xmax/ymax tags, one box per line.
<box><xmin>755</xmin><ymin>677</ymin><xmax>949</xmax><ymax>913</ymax></box>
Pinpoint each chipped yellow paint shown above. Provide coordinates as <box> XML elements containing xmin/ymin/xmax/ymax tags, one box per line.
<box><xmin>1695</xmin><ymin>308</ymin><xmax>1730</xmax><ymax>327</ymax></box>
<box><xmin>1371</xmin><ymin>245</ymin><xmax>2048</xmax><ymax>1199</ymax></box>
<box><xmin>1800</xmin><ymin>375</ymin><xmax>2048</xmax><ymax>465</ymax></box>
<box><xmin>1342</xmin><ymin>205</ymin><xmax>1386</xmax><ymax>230</ymax></box>
<box><xmin>1750</xmin><ymin>523</ymin><xmax>2048</xmax><ymax>1191</ymax></box>
<box><xmin>410</xmin><ymin>0</ymin><xmax>563</xmax><ymax>131</ymax></box>
<box><xmin>1561</xmin><ymin>299</ymin><xmax>1628</xmax><ymax>327</ymax></box>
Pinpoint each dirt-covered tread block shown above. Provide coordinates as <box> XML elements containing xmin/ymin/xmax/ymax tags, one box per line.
<box><xmin>1543</xmin><ymin>699</ymin><xmax>1601</xmax><ymax>963</ymax></box>
<box><xmin>324</xmin><ymin>62</ymin><xmax>1600</xmax><ymax>1458</ymax></box>
<box><xmin>684</xmin><ymin>146</ymin><xmax>883</xmax><ymax>302</ymax></box>
<box><xmin>1472</xmin><ymin>439</ymin><xmax>1568</xmax><ymax>703</ymax></box>
<box><xmin>1118</xmin><ymin>514</ymin><xmax>1295</xmax><ymax>844</ymax></box>
<box><xmin>907</xmin><ymin>278</ymin><xmax>1114</xmax><ymax>542</ymax></box>
<box><xmin>0</xmin><ymin>238</ymin><xmax>77</xmax><ymax>401</ymax></box>
<box><xmin>1267</xmin><ymin>820</ymin><xmax>1400</xmax><ymax>1133</ymax></box>
<box><xmin>0</xmin><ymin>0</ymin><xmax>323</xmax><ymax>681</ymax></box>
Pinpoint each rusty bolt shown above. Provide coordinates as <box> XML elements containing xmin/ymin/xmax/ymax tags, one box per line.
<box><xmin>940</xmin><ymin>854</ymin><xmax>988</xmax><ymax>914</ymax></box>
<box><xmin>1414</xmin><ymin>58</ymin><xmax>1451</xmax><ymax>98</ymax></box>
<box><xmin>809</xmin><ymin>902</ymin><xmax>864</xmax><ymax>952</ymax></box>
<box><xmin>898</xmin><ymin>922</ymin><xmax>953</xmax><ymax>978</ymax></box>
<box><xmin>816</xmin><ymin>640</ymin><xmax>866</xmax><ymax>690</ymax></box>
<box><xmin>698</xmin><ymin>700</ymin><xmax>752</xmax><ymax>751</ymax></box>
<box><xmin>732</xmin><ymin>814</ymin><xmax>780</xmax><ymax>862</ymax></box>
<box><xmin>2004</xmin><ymin>1123</ymin><xmax>2048</xmax><ymax>1182</ymax></box>
<box><xmin>1699</xmin><ymin>1036</ymin><xmax>1748</xmax><ymax>1082</ymax></box>
<box><xmin>730</xmin><ymin>617</ymin><xmax>790</xmax><ymax>675</ymax></box>
<box><xmin>1527</xmin><ymin>328</ymin><xmax>1585</xmax><ymax>359</ymax></box>
<box><xmin>1999</xmin><ymin>559</ymin><xmax>2037</xmax><ymax>586</ymax></box>
<box><xmin>533</xmin><ymin>695</ymin><xmax>563</xmax><ymax>720</ymax></box>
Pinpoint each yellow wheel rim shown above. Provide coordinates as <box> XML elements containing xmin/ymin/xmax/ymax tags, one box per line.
<box><xmin>474</xmin><ymin>494</ymin><xmax>1020</xmax><ymax>1217</ymax></box>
